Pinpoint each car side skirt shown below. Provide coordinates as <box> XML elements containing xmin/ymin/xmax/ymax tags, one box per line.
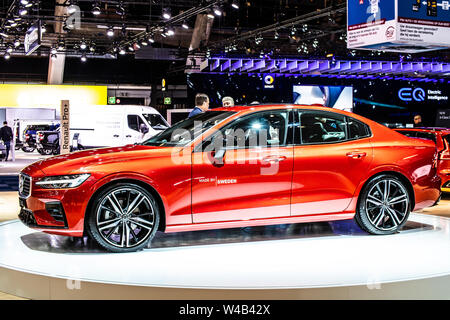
<box><xmin>165</xmin><ymin>212</ymin><xmax>355</xmax><ymax>233</ymax></box>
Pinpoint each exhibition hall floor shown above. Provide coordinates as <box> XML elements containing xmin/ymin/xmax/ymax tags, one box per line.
<box><xmin>0</xmin><ymin>191</ymin><xmax>449</xmax><ymax>299</ymax></box>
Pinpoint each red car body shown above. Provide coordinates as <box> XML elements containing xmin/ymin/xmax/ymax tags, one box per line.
<box><xmin>394</xmin><ymin>128</ymin><xmax>450</xmax><ymax>192</ymax></box>
<box><xmin>18</xmin><ymin>105</ymin><xmax>441</xmax><ymax>247</ymax></box>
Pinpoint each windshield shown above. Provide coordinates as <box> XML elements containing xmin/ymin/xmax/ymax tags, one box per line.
<box><xmin>142</xmin><ymin>111</ymin><xmax>235</xmax><ymax>147</ymax></box>
<box><xmin>142</xmin><ymin>113</ymin><xmax>170</xmax><ymax>130</ymax></box>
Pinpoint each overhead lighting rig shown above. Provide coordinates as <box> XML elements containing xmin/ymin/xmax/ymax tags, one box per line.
<box><xmin>204</xmin><ymin>3</ymin><xmax>346</xmax><ymax>57</ymax></box>
<box><xmin>112</xmin><ymin>0</ymin><xmax>225</xmax><ymax>56</ymax></box>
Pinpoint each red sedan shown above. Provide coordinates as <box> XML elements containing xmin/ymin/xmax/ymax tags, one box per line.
<box><xmin>18</xmin><ymin>105</ymin><xmax>441</xmax><ymax>252</ymax></box>
<box><xmin>394</xmin><ymin>128</ymin><xmax>450</xmax><ymax>193</ymax></box>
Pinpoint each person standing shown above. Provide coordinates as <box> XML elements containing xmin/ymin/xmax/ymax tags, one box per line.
<box><xmin>222</xmin><ymin>96</ymin><xmax>235</xmax><ymax>107</ymax></box>
<box><xmin>0</xmin><ymin>121</ymin><xmax>13</xmax><ymax>161</ymax></box>
<box><xmin>188</xmin><ymin>93</ymin><xmax>210</xmax><ymax>118</ymax></box>
<box><xmin>413</xmin><ymin>114</ymin><xmax>423</xmax><ymax>128</ymax></box>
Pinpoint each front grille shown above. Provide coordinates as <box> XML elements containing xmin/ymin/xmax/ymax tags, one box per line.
<box><xmin>19</xmin><ymin>173</ymin><xmax>31</xmax><ymax>198</ymax></box>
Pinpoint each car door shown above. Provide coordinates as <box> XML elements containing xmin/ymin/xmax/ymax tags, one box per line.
<box><xmin>291</xmin><ymin>110</ymin><xmax>373</xmax><ymax>215</ymax></box>
<box><xmin>124</xmin><ymin>114</ymin><xmax>145</xmax><ymax>144</ymax></box>
<box><xmin>192</xmin><ymin>109</ymin><xmax>294</xmax><ymax>223</ymax></box>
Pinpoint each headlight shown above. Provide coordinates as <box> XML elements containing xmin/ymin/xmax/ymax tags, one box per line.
<box><xmin>35</xmin><ymin>174</ymin><xmax>90</xmax><ymax>189</ymax></box>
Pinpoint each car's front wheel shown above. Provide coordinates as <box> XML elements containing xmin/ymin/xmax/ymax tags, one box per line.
<box><xmin>86</xmin><ymin>183</ymin><xmax>160</xmax><ymax>253</ymax></box>
<box><xmin>355</xmin><ymin>174</ymin><xmax>411</xmax><ymax>235</ymax></box>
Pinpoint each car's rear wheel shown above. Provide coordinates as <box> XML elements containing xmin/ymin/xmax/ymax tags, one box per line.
<box><xmin>355</xmin><ymin>174</ymin><xmax>411</xmax><ymax>235</ymax></box>
<box><xmin>86</xmin><ymin>183</ymin><xmax>160</xmax><ymax>253</ymax></box>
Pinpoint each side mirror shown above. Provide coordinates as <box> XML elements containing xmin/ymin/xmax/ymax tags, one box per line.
<box><xmin>140</xmin><ymin>124</ymin><xmax>149</xmax><ymax>134</ymax></box>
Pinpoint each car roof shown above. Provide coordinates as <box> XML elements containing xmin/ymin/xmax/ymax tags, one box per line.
<box><xmin>213</xmin><ymin>104</ymin><xmax>352</xmax><ymax>115</ymax></box>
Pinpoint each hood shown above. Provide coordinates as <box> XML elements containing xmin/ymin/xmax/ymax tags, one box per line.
<box><xmin>32</xmin><ymin>144</ymin><xmax>178</xmax><ymax>175</ymax></box>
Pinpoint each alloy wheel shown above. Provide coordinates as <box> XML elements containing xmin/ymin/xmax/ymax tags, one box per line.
<box><xmin>365</xmin><ymin>179</ymin><xmax>409</xmax><ymax>231</ymax></box>
<box><xmin>96</xmin><ymin>187</ymin><xmax>156</xmax><ymax>249</ymax></box>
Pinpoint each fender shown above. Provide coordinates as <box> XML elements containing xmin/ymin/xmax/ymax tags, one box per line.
<box><xmin>343</xmin><ymin>164</ymin><xmax>413</xmax><ymax>213</ymax></box>
<box><xmin>87</xmin><ymin>171</ymin><xmax>169</xmax><ymax>214</ymax></box>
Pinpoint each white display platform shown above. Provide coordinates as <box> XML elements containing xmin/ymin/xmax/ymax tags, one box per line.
<box><xmin>0</xmin><ymin>213</ymin><xmax>449</xmax><ymax>299</ymax></box>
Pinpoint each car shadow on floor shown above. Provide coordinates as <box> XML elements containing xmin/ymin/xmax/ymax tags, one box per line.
<box><xmin>20</xmin><ymin>219</ymin><xmax>431</xmax><ymax>254</ymax></box>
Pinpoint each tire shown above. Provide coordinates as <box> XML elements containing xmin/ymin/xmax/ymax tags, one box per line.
<box><xmin>86</xmin><ymin>183</ymin><xmax>160</xmax><ymax>253</ymax></box>
<box><xmin>21</xmin><ymin>147</ymin><xmax>35</xmax><ymax>153</ymax></box>
<box><xmin>37</xmin><ymin>148</ymin><xmax>44</xmax><ymax>155</ymax></box>
<box><xmin>42</xmin><ymin>148</ymin><xmax>53</xmax><ymax>155</ymax></box>
<box><xmin>355</xmin><ymin>174</ymin><xmax>411</xmax><ymax>235</ymax></box>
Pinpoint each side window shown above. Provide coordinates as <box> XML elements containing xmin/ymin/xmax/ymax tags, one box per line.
<box><xmin>347</xmin><ymin>117</ymin><xmax>370</xmax><ymax>139</ymax></box>
<box><xmin>128</xmin><ymin>115</ymin><xmax>138</xmax><ymax>131</ymax></box>
<box><xmin>416</xmin><ymin>132</ymin><xmax>436</xmax><ymax>143</ymax></box>
<box><xmin>127</xmin><ymin>115</ymin><xmax>144</xmax><ymax>132</ymax></box>
<box><xmin>300</xmin><ymin>111</ymin><xmax>347</xmax><ymax>144</ymax></box>
<box><xmin>209</xmin><ymin>110</ymin><xmax>289</xmax><ymax>149</ymax></box>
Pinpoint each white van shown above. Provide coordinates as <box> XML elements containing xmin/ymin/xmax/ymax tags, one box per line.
<box><xmin>70</xmin><ymin>105</ymin><xmax>169</xmax><ymax>148</ymax></box>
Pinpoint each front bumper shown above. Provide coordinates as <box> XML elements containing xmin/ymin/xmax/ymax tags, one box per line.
<box><xmin>18</xmin><ymin>167</ymin><xmax>93</xmax><ymax>237</ymax></box>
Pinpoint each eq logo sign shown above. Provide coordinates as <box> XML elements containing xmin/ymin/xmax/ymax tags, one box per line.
<box><xmin>398</xmin><ymin>88</ymin><xmax>426</xmax><ymax>102</ymax></box>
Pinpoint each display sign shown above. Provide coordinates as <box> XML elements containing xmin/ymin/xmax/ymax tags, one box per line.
<box><xmin>24</xmin><ymin>20</ymin><xmax>42</xmax><ymax>55</ymax></box>
<box><xmin>0</xmin><ymin>84</ymin><xmax>107</xmax><ymax>108</ymax></box>
<box><xmin>60</xmin><ymin>100</ymin><xmax>70</xmax><ymax>155</ymax></box>
<box><xmin>347</xmin><ymin>0</ymin><xmax>450</xmax><ymax>52</ymax></box>
<box><xmin>164</xmin><ymin>97</ymin><xmax>172</xmax><ymax>105</ymax></box>
<box><xmin>263</xmin><ymin>75</ymin><xmax>275</xmax><ymax>89</ymax></box>
<box><xmin>435</xmin><ymin>109</ymin><xmax>450</xmax><ymax>127</ymax></box>
<box><xmin>108</xmin><ymin>96</ymin><xmax>116</xmax><ymax>104</ymax></box>
<box><xmin>398</xmin><ymin>87</ymin><xmax>448</xmax><ymax>102</ymax></box>
<box><xmin>162</xmin><ymin>78</ymin><xmax>166</xmax><ymax>92</ymax></box>
<box><xmin>293</xmin><ymin>85</ymin><xmax>353</xmax><ymax>112</ymax></box>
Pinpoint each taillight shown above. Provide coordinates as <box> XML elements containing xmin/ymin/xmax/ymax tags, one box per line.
<box><xmin>38</xmin><ymin>133</ymin><xmax>44</xmax><ymax>142</ymax></box>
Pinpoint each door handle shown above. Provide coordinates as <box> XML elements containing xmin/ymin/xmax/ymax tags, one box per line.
<box><xmin>126</xmin><ymin>135</ymin><xmax>132</xmax><ymax>138</ymax></box>
<box><xmin>346</xmin><ymin>151</ymin><xmax>366</xmax><ymax>159</ymax></box>
<box><xmin>113</xmin><ymin>135</ymin><xmax>119</xmax><ymax>138</ymax></box>
<box><xmin>262</xmin><ymin>155</ymin><xmax>287</xmax><ymax>163</ymax></box>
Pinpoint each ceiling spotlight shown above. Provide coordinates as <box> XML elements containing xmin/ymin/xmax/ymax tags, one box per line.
<box><xmin>51</xmin><ymin>46</ymin><xmax>57</xmax><ymax>55</ymax></box>
<box><xmin>140</xmin><ymin>39</ymin><xmax>148</xmax><ymax>46</ymax></box>
<box><xmin>231</xmin><ymin>0</ymin><xmax>239</xmax><ymax>9</ymax></box>
<box><xmin>213</xmin><ymin>5</ymin><xmax>223</xmax><ymax>16</ymax></box>
<box><xmin>206</xmin><ymin>9</ymin><xmax>215</xmax><ymax>19</ymax></box>
<box><xmin>13</xmin><ymin>37</ymin><xmax>20</xmax><ymax>47</ymax></box>
<box><xmin>19</xmin><ymin>8</ymin><xmax>28</xmax><ymax>16</ymax></box>
<box><xmin>134</xmin><ymin>42</ymin><xmax>141</xmax><ymax>49</ymax></box>
<box><xmin>290</xmin><ymin>26</ymin><xmax>297</xmax><ymax>36</ymax></box>
<box><xmin>0</xmin><ymin>30</ymin><xmax>8</xmax><ymax>38</ymax></box>
<box><xmin>9</xmin><ymin>21</ymin><xmax>18</xmax><ymax>27</ymax></box>
<box><xmin>89</xmin><ymin>43</ymin><xmax>96</xmax><ymax>52</ymax></box>
<box><xmin>41</xmin><ymin>24</ymin><xmax>46</xmax><ymax>33</ymax></box>
<box><xmin>4</xmin><ymin>52</ymin><xmax>10</xmax><ymax>60</ymax></box>
<box><xmin>166</xmin><ymin>27</ymin><xmax>175</xmax><ymax>36</ymax></box>
<box><xmin>92</xmin><ymin>3</ymin><xmax>101</xmax><ymax>15</ymax></box>
<box><xmin>107</xmin><ymin>26</ymin><xmax>114</xmax><ymax>37</ymax></box>
<box><xmin>148</xmin><ymin>33</ymin><xmax>155</xmax><ymax>43</ymax></box>
<box><xmin>20</xmin><ymin>0</ymin><xmax>29</xmax><ymax>5</ymax></box>
<box><xmin>81</xmin><ymin>53</ymin><xmax>87</xmax><ymax>62</ymax></box>
<box><xmin>116</xmin><ymin>2</ymin><xmax>125</xmax><ymax>16</ymax></box>
<box><xmin>6</xmin><ymin>45</ymin><xmax>13</xmax><ymax>53</ymax></box>
<box><xmin>182</xmin><ymin>20</ymin><xmax>189</xmax><ymax>29</ymax></box>
<box><xmin>274</xmin><ymin>31</ymin><xmax>279</xmax><ymax>39</ymax></box>
<box><xmin>68</xmin><ymin>5</ymin><xmax>77</xmax><ymax>14</ymax></box>
<box><xmin>80</xmin><ymin>41</ymin><xmax>87</xmax><ymax>50</ymax></box>
<box><xmin>57</xmin><ymin>40</ymin><xmax>65</xmax><ymax>51</ymax></box>
<box><xmin>119</xmin><ymin>47</ymin><xmax>126</xmax><ymax>55</ymax></box>
<box><xmin>128</xmin><ymin>45</ymin><xmax>134</xmax><ymax>52</ymax></box>
<box><xmin>162</xmin><ymin>8</ymin><xmax>171</xmax><ymax>20</ymax></box>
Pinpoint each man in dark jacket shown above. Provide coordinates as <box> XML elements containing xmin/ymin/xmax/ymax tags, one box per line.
<box><xmin>188</xmin><ymin>93</ymin><xmax>209</xmax><ymax>118</ymax></box>
<box><xmin>0</xmin><ymin>121</ymin><xmax>13</xmax><ymax>161</ymax></box>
